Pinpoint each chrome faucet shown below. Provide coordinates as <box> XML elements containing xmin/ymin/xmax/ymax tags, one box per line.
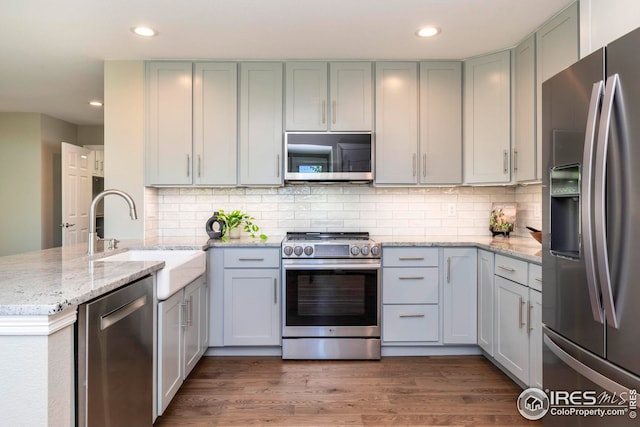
<box><xmin>88</xmin><ymin>189</ymin><xmax>138</xmax><ymax>255</ymax></box>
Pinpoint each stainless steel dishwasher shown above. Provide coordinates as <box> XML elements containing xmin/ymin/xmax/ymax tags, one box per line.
<box><xmin>76</xmin><ymin>275</ymin><xmax>153</xmax><ymax>427</ymax></box>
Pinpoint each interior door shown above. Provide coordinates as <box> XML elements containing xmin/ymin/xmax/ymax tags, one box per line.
<box><xmin>61</xmin><ymin>142</ymin><xmax>91</xmax><ymax>246</ymax></box>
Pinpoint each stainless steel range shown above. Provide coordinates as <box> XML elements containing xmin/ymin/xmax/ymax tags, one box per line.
<box><xmin>281</xmin><ymin>232</ymin><xmax>381</xmax><ymax>360</ymax></box>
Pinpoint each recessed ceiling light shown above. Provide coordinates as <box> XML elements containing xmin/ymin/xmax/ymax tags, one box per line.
<box><xmin>131</xmin><ymin>26</ymin><xmax>158</xmax><ymax>37</ymax></box>
<box><xmin>88</xmin><ymin>101</ymin><xmax>103</xmax><ymax>107</ymax></box>
<box><xmin>416</xmin><ymin>26</ymin><xmax>441</xmax><ymax>38</ymax></box>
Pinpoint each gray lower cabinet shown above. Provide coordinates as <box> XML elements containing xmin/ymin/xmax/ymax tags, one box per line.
<box><xmin>442</xmin><ymin>248</ymin><xmax>477</xmax><ymax>344</ymax></box>
<box><xmin>477</xmin><ymin>249</ymin><xmax>495</xmax><ymax>356</ymax></box>
<box><xmin>239</xmin><ymin>63</ymin><xmax>283</xmax><ymax>186</ymax></box>
<box><xmin>158</xmin><ymin>274</ymin><xmax>208</xmax><ymax>415</ymax></box>
<box><xmin>208</xmin><ymin>247</ymin><xmax>281</xmax><ymax>347</ymax></box>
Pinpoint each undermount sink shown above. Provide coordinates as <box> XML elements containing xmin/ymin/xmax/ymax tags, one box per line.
<box><xmin>99</xmin><ymin>250</ymin><xmax>206</xmax><ymax>300</ymax></box>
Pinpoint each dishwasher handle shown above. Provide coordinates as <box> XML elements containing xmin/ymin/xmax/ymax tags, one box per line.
<box><xmin>100</xmin><ymin>294</ymin><xmax>148</xmax><ymax>331</ymax></box>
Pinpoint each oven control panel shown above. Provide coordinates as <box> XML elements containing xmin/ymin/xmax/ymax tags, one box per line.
<box><xmin>282</xmin><ymin>242</ymin><xmax>381</xmax><ymax>258</ymax></box>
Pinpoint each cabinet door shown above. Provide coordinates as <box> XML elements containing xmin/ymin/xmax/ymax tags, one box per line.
<box><xmin>157</xmin><ymin>290</ymin><xmax>184</xmax><ymax>415</ymax></box>
<box><xmin>199</xmin><ymin>279</ymin><xmax>209</xmax><ymax>352</ymax></box>
<box><xmin>223</xmin><ymin>269</ymin><xmax>280</xmax><ymax>346</ymax></box>
<box><xmin>494</xmin><ymin>276</ymin><xmax>529</xmax><ymax>385</ymax></box>
<box><xmin>146</xmin><ymin>62</ymin><xmax>193</xmax><ymax>185</ymax></box>
<box><xmin>329</xmin><ymin>62</ymin><xmax>372</xmax><ymax>131</ymax></box>
<box><xmin>536</xmin><ymin>2</ymin><xmax>578</xmax><ymax>178</ymax></box>
<box><xmin>514</xmin><ymin>35</ymin><xmax>537</xmax><ymax>182</ymax></box>
<box><xmin>183</xmin><ymin>278</ymin><xmax>202</xmax><ymax>378</ymax></box>
<box><xmin>285</xmin><ymin>62</ymin><xmax>328</xmax><ymax>131</ymax></box>
<box><xmin>463</xmin><ymin>51</ymin><xmax>511</xmax><ymax>184</ymax></box>
<box><xmin>194</xmin><ymin>62</ymin><xmax>238</xmax><ymax>185</ymax></box>
<box><xmin>442</xmin><ymin>248</ymin><xmax>477</xmax><ymax>344</ymax></box>
<box><xmin>375</xmin><ymin>62</ymin><xmax>418</xmax><ymax>184</ymax></box>
<box><xmin>239</xmin><ymin>62</ymin><xmax>283</xmax><ymax>186</ymax></box>
<box><xmin>528</xmin><ymin>289</ymin><xmax>543</xmax><ymax>389</ymax></box>
<box><xmin>419</xmin><ymin>61</ymin><xmax>462</xmax><ymax>184</ymax></box>
<box><xmin>477</xmin><ymin>249</ymin><xmax>495</xmax><ymax>356</ymax></box>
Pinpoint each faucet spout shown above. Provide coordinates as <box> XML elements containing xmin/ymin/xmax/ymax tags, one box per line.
<box><xmin>88</xmin><ymin>189</ymin><xmax>138</xmax><ymax>255</ymax></box>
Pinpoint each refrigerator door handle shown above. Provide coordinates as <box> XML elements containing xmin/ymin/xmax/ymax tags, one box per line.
<box><xmin>544</xmin><ymin>333</ymin><xmax>629</xmax><ymax>396</ymax></box>
<box><xmin>581</xmin><ymin>80</ymin><xmax>605</xmax><ymax>324</ymax></box>
<box><xmin>594</xmin><ymin>74</ymin><xmax>620</xmax><ymax>329</ymax></box>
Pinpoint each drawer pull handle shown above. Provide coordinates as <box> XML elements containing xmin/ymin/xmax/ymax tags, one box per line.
<box><xmin>518</xmin><ymin>296</ymin><xmax>526</xmax><ymax>329</ymax></box>
<box><xmin>497</xmin><ymin>265</ymin><xmax>516</xmax><ymax>272</ymax></box>
<box><xmin>398</xmin><ymin>276</ymin><xmax>425</xmax><ymax>280</ymax></box>
<box><xmin>238</xmin><ymin>258</ymin><xmax>265</xmax><ymax>262</ymax></box>
<box><xmin>528</xmin><ymin>302</ymin><xmax>533</xmax><ymax>335</ymax></box>
<box><xmin>399</xmin><ymin>314</ymin><xmax>425</xmax><ymax>318</ymax></box>
<box><xmin>398</xmin><ymin>257</ymin><xmax>425</xmax><ymax>261</ymax></box>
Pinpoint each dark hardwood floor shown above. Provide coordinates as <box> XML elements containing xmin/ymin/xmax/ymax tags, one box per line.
<box><xmin>155</xmin><ymin>355</ymin><xmax>541</xmax><ymax>426</ymax></box>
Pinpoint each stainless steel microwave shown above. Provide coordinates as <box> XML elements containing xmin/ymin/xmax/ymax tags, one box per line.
<box><xmin>284</xmin><ymin>132</ymin><xmax>373</xmax><ymax>182</ymax></box>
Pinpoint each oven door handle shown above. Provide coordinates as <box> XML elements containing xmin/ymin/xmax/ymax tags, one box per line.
<box><xmin>283</xmin><ymin>263</ymin><xmax>381</xmax><ymax>270</ymax></box>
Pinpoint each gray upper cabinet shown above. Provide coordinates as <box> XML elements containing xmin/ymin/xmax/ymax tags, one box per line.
<box><xmin>463</xmin><ymin>50</ymin><xmax>511</xmax><ymax>184</ymax></box>
<box><xmin>419</xmin><ymin>61</ymin><xmax>462</xmax><ymax>184</ymax></box>
<box><xmin>375</xmin><ymin>62</ymin><xmax>419</xmax><ymax>185</ymax></box>
<box><xmin>146</xmin><ymin>62</ymin><xmax>193</xmax><ymax>185</ymax></box>
<box><xmin>193</xmin><ymin>63</ymin><xmax>238</xmax><ymax>186</ymax></box>
<box><xmin>239</xmin><ymin>62</ymin><xmax>283</xmax><ymax>186</ymax></box>
<box><xmin>514</xmin><ymin>35</ymin><xmax>537</xmax><ymax>182</ymax></box>
<box><xmin>285</xmin><ymin>62</ymin><xmax>372</xmax><ymax>131</ymax></box>
<box><xmin>535</xmin><ymin>2</ymin><xmax>579</xmax><ymax>178</ymax></box>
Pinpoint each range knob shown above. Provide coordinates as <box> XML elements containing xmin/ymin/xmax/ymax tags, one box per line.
<box><xmin>294</xmin><ymin>246</ymin><xmax>304</xmax><ymax>256</ymax></box>
<box><xmin>370</xmin><ymin>246</ymin><xmax>381</xmax><ymax>256</ymax></box>
<box><xmin>304</xmin><ymin>246</ymin><xmax>314</xmax><ymax>256</ymax></box>
<box><xmin>283</xmin><ymin>246</ymin><xmax>293</xmax><ymax>256</ymax></box>
<box><xmin>361</xmin><ymin>246</ymin><xmax>370</xmax><ymax>256</ymax></box>
<box><xmin>350</xmin><ymin>246</ymin><xmax>360</xmax><ymax>256</ymax></box>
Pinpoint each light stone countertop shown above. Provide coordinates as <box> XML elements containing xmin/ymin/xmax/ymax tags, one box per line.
<box><xmin>0</xmin><ymin>237</ymin><xmax>209</xmax><ymax>316</ymax></box>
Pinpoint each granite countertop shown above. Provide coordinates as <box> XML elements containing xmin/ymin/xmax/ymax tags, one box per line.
<box><xmin>206</xmin><ymin>235</ymin><xmax>285</xmax><ymax>248</ymax></box>
<box><xmin>0</xmin><ymin>237</ymin><xmax>208</xmax><ymax>316</ymax></box>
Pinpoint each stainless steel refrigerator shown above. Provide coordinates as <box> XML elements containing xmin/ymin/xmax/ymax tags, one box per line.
<box><xmin>542</xmin><ymin>27</ymin><xmax>640</xmax><ymax>426</ymax></box>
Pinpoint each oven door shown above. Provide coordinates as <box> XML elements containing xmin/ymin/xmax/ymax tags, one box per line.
<box><xmin>282</xmin><ymin>259</ymin><xmax>380</xmax><ymax>338</ymax></box>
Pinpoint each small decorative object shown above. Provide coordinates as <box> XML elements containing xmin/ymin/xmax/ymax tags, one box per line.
<box><xmin>526</xmin><ymin>226</ymin><xmax>543</xmax><ymax>244</ymax></box>
<box><xmin>489</xmin><ymin>204</ymin><xmax>516</xmax><ymax>238</ymax></box>
<box><xmin>215</xmin><ymin>209</ymin><xmax>267</xmax><ymax>242</ymax></box>
<box><xmin>205</xmin><ymin>212</ymin><xmax>223</xmax><ymax>239</ymax></box>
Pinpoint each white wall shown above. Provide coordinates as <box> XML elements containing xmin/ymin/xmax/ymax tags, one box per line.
<box><xmin>104</xmin><ymin>61</ymin><xmax>145</xmax><ymax>239</ymax></box>
<box><xmin>580</xmin><ymin>0</ymin><xmax>640</xmax><ymax>57</ymax></box>
<box><xmin>77</xmin><ymin>125</ymin><xmax>104</xmax><ymax>146</ymax></box>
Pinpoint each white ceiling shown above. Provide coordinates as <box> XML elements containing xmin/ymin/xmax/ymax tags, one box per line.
<box><xmin>0</xmin><ymin>0</ymin><xmax>575</xmax><ymax>126</ymax></box>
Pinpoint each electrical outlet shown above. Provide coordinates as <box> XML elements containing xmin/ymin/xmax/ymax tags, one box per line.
<box><xmin>447</xmin><ymin>203</ymin><xmax>456</xmax><ymax>217</ymax></box>
<box><xmin>534</xmin><ymin>204</ymin><xmax>541</xmax><ymax>219</ymax></box>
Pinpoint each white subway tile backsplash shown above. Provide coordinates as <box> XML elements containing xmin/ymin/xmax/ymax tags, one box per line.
<box><xmin>149</xmin><ymin>184</ymin><xmax>542</xmax><ymax>240</ymax></box>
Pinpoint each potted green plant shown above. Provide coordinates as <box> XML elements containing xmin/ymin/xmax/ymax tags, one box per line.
<box><xmin>216</xmin><ymin>209</ymin><xmax>267</xmax><ymax>242</ymax></box>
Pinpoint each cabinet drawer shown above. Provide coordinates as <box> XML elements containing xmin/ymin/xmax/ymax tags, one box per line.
<box><xmin>382</xmin><ymin>247</ymin><xmax>438</xmax><ymax>267</ymax></box>
<box><xmin>528</xmin><ymin>263</ymin><xmax>542</xmax><ymax>292</ymax></box>
<box><xmin>382</xmin><ymin>268</ymin><xmax>438</xmax><ymax>304</ymax></box>
<box><xmin>494</xmin><ymin>254</ymin><xmax>527</xmax><ymax>284</ymax></box>
<box><xmin>382</xmin><ymin>305</ymin><xmax>439</xmax><ymax>343</ymax></box>
<box><xmin>223</xmin><ymin>248</ymin><xmax>280</xmax><ymax>268</ymax></box>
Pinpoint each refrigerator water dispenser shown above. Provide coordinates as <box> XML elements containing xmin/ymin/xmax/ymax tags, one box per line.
<box><xmin>550</xmin><ymin>165</ymin><xmax>581</xmax><ymax>259</ymax></box>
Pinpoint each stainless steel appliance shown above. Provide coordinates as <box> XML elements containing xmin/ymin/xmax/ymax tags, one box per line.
<box><xmin>284</xmin><ymin>132</ymin><xmax>373</xmax><ymax>182</ymax></box>
<box><xmin>282</xmin><ymin>232</ymin><xmax>381</xmax><ymax>359</ymax></box>
<box><xmin>76</xmin><ymin>275</ymin><xmax>153</xmax><ymax>427</ymax></box>
<box><xmin>542</xmin><ymin>27</ymin><xmax>640</xmax><ymax>426</ymax></box>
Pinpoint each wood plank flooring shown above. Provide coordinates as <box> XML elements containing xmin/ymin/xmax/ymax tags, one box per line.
<box><xmin>154</xmin><ymin>355</ymin><xmax>541</xmax><ymax>426</ymax></box>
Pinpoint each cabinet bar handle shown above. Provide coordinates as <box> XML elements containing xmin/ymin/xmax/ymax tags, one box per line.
<box><xmin>187</xmin><ymin>154</ymin><xmax>191</xmax><ymax>177</ymax></box>
<box><xmin>187</xmin><ymin>295</ymin><xmax>193</xmax><ymax>327</ymax></box>
<box><xmin>447</xmin><ymin>257</ymin><xmax>451</xmax><ymax>283</ymax></box>
<box><xmin>198</xmin><ymin>155</ymin><xmax>202</xmax><ymax>178</ymax></box>
<box><xmin>332</xmin><ymin>100</ymin><xmax>336</xmax><ymax>124</ymax></box>
<box><xmin>95</xmin><ymin>158</ymin><xmax>99</xmax><ymax>170</ymax></box>
<box><xmin>276</xmin><ymin>154</ymin><xmax>280</xmax><ymax>178</ymax></box>
<box><xmin>274</xmin><ymin>279</ymin><xmax>277</xmax><ymax>304</ymax></box>
<box><xmin>399</xmin><ymin>276</ymin><xmax>425</xmax><ymax>280</ymax></box>
<box><xmin>514</xmin><ymin>150</ymin><xmax>518</xmax><ymax>172</ymax></box>
<box><xmin>399</xmin><ymin>314</ymin><xmax>425</xmax><ymax>318</ymax></box>
<box><xmin>422</xmin><ymin>154</ymin><xmax>427</xmax><ymax>178</ymax></box>
<box><xmin>322</xmin><ymin>100</ymin><xmax>326</xmax><ymax>124</ymax></box>
<box><xmin>497</xmin><ymin>265</ymin><xmax>515</xmax><ymax>272</ymax></box>
<box><xmin>527</xmin><ymin>302</ymin><xmax>533</xmax><ymax>335</ymax></box>
<box><xmin>518</xmin><ymin>296</ymin><xmax>526</xmax><ymax>329</ymax></box>
<box><xmin>179</xmin><ymin>302</ymin><xmax>188</xmax><ymax>328</ymax></box>
<box><xmin>412</xmin><ymin>153</ymin><xmax>417</xmax><ymax>177</ymax></box>
<box><xmin>503</xmin><ymin>150</ymin><xmax>508</xmax><ymax>174</ymax></box>
<box><xmin>398</xmin><ymin>257</ymin><xmax>425</xmax><ymax>261</ymax></box>
<box><xmin>238</xmin><ymin>258</ymin><xmax>264</xmax><ymax>262</ymax></box>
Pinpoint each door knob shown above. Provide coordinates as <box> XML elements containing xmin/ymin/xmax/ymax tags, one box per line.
<box><xmin>60</xmin><ymin>222</ymin><xmax>75</xmax><ymax>228</ymax></box>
